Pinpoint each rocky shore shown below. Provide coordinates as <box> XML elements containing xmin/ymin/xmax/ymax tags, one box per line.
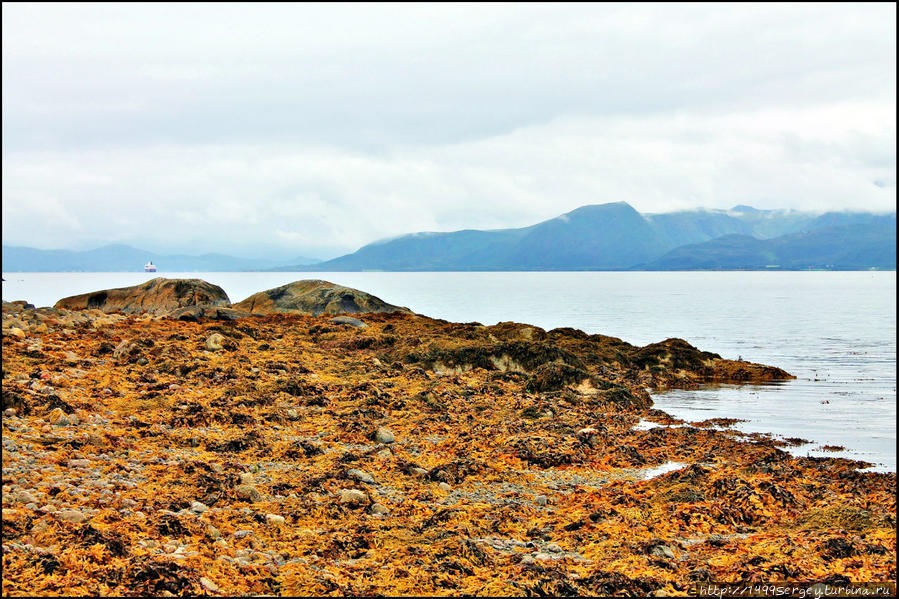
<box><xmin>2</xmin><ymin>280</ymin><xmax>895</xmax><ymax>596</ymax></box>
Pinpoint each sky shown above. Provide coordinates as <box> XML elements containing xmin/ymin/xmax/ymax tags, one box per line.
<box><xmin>2</xmin><ymin>3</ymin><xmax>896</xmax><ymax>260</ymax></box>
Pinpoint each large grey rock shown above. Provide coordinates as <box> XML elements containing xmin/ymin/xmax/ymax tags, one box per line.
<box><xmin>55</xmin><ymin>278</ymin><xmax>230</xmax><ymax>315</ymax></box>
<box><xmin>233</xmin><ymin>280</ymin><xmax>410</xmax><ymax>316</ymax></box>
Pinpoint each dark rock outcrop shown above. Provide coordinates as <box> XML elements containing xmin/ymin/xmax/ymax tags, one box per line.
<box><xmin>54</xmin><ymin>278</ymin><xmax>230</xmax><ymax>315</ymax></box>
<box><xmin>166</xmin><ymin>306</ymin><xmax>258</xmax><ymax>322</ymax></box>
<box><xmin>233</xmin><ymin>280</ymin><xmax>410</xmax><ymax>316</ymax></box>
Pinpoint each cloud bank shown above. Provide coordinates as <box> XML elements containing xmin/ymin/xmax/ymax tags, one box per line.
<box><xmin>2</xmin><ymin>3</ymin><xmax>895</xmax><ymax>258</ymax></box>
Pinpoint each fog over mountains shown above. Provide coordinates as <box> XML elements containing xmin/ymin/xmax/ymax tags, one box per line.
<box><xmin>3</xmin><ymin>203</ymin><xmax>895</xmax><ymax>272</ymax></box>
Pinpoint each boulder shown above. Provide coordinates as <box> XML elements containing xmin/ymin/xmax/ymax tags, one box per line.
<box><xmin>233</xmin><ymin>280</ymin><xmax>410</xmax><ymax>316</ymax></box>
<box><xmin>330</xmin><ymin>316</ymin><xmax>368</xmax><ymax>329</ymax></box>
<box><xmin>54</xmin><ymin>278</ymin><xmax>230</xmax><ymax>315</ymax></box>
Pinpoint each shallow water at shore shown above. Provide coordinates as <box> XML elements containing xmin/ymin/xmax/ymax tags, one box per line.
<box><xmin>3</xmin><ymin>270</ymin><xmax>895</xmax><ymax>471</ymax></box>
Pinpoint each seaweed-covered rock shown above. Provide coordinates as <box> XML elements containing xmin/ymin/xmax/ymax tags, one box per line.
<box><xmin>54</xmin><ymin>278</ymin><xmax>230</xmax><ymax>315</ymax></box>
<box><xmin>233</xmin><ymin>280</ymin><xmax>410</xmax><ymax>316</ymax></box>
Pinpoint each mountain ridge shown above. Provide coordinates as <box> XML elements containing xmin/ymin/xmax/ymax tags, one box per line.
<box><xmin>294</xmin><ymin>203</ymin><xmax>895</xmax><ymax>271</ymax></box>
<box><xmin>3</xmin><ymin>203</ymin><xmax>894</xmax><ymax>272</ymax></box>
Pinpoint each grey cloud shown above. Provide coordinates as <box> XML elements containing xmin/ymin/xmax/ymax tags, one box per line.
<box><xmin>1</xmin><ymin>3</ymin><xmax>895</xmax><ymax>258</ymax></box>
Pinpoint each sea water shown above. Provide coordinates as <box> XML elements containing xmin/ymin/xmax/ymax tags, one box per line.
<box><xmin>3</xmin><ymin>271</ymin><xmax>895</xmax><ymax>471</ymax></box>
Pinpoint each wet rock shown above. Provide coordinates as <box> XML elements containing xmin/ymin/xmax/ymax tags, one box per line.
<box><xmin>370</xmin><ymin>503</ymin><xmax>390</xmax><ymax>516</ymax></box>
<box><xmin>14</xmin><ymin>490</ymin><xmax>37</xmax><ymax>504</ymax></box>
<box><xmin>113</xmin><ymin>340</ymin><xmax>141</xmax><ymax>363</ymax></box>
<box><xmin>235</xmin><ymin>484</ymin><xmax>262</xmax><ymax>502</ymax></box>
<box><xmin>265</xmin><ymin>514</ymin><xmax>285</xmax><ymax>526</ymax></box>
<box><xmin>347</xmin><ymin>469</ymin><xmax>375</xmax><ymax>484</ymax></box>
<box><xmin>233</xmin><ymin>280</ymin><xmax>410</xmax><ymax>316</ymax></box>
<box><xmin>286</xmin><ymin>408</ymin><xmax>299</xmax><ymax>421</ymax></box>
<box><xmin>374</xmin><ymin>427</ymin><xmax>395</xmax><ymax>444</ymax></box>
<box><xmin>199</xmin><ymin>577</ymin><xmax>223</xmax><ymax>594</ymax></box>
<box><xmin>166</xmin><ymin>305</ymin><xmax>255</xmax><ymax>322</ymax></box>
<box><xmin>651</xmin><ymin>544</ymin><xmax>676</xmax><ymax>559</ymax></box>
<box><xmin>58</xmin><ymin>509</ymin><xmax>86</xmax><ymax>524</ymax></box>
<box><xmin>205</xmin><ymin>334</ymin><xmax>226</xmax><ymax>352</ymax></box>
<box><xmin>190</xmin><ymin>501</ymin><xmax>208</xmax><ymax>514</ymax></box>
<box><xmin>330</xmin><ymin>316</ymin><xmax>368</xmax><ymax>329</ymax></box>
<box><xmin>47</xmin><ymin>408</ymin><xmax>71</xmax><ymax>427</ymax></box>
<box><xmin>340</xmin><ymin>489</ymin><xmax>368</xmax><ymax>505</ymax></box>
<box><xmin>55</xmin><ymin>278</ymin><xmax>231</xmax><ymax>315</ymax></box>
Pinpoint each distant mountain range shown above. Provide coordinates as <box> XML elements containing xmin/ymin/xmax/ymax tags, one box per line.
<box><xmin>289</xmin><ymin>202</ymin><xmax>895</xmax><ymax>271</ymax></box>
<box><xmin>1</xmin><ymin>244</ymin><xmax>320</xmax><ymax>272</ymax></box>
<box><xmin>3</xmin><ymin>203</ymin><xmax>894</xmax><ymax>272</ymax></box>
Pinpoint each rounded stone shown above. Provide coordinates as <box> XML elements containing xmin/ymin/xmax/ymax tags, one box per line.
<box><xmin>340</xmin><ymin>489</ymin><xmax>368</xmax><ymax>505</ymax></box>
<box><xmin>374</xmin><ymin>428</ymin><xmax>395</xmax><ymax>444</ymax></box>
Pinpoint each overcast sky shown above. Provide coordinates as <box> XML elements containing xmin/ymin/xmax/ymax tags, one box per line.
<box><xmin>2</xmin><ymin>3</ymin><xmax>895</xmax><ymax>259</ymax></box>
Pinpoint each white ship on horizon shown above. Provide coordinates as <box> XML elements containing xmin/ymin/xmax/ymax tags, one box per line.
<box><xmin>144</xmin><ymin>261</ymin><xmax>157</xmax><ymax>272</ymax></box>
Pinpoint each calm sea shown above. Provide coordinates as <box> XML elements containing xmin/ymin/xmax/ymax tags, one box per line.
<box><xmin>3</xmin><ymin>271</ymin><xmax>896</xmax><ymax>471</ymax></box>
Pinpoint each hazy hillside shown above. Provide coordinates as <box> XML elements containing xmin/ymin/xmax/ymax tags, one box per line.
<box><xmin>6</xmin><ymin>204</ymin><xmax>893</xmax><ymax>272</ymax></box>
<box><xmin>1</xmin><ymin>244</ymin><xmax>321</xmax><ymax>272</ymax></box>
<box><xmin>296</xmin><ymin>202</ymin><xmax>894</xmax><ymax>271</ymax></box>
<box><xmin>640</xmin><ymin>215</ymin><xmax>897</xmax><ymax>270</ymax></box>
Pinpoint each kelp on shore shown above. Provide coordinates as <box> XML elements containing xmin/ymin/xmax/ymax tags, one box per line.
<box><xmin>2</xmin><ymin>303</ymin><xmax>895</xmax><ymax>596</ymax></box>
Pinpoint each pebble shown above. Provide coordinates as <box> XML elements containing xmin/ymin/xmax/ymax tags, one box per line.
<box><xmin>369</xmin><ymin>503</ymin><xmax>390</xmax><ymax>516</ymax></box>
<box><xmin>410</xmin><ymin>467</ymin><xmax>428</xmax><ymax>478</ymax></box>
<box><xmin>68</xmin><ymin>459</ymin><xmax>91</xmax><ymax>468</ymax></box>
<box><xmin>534</xmin><ymin>495</ymin><xmax>547</xmax><ymax>506</ymax></box>
<box><xmin>190</xmin><ymin>501</ymin><xmax>208</xmax><ymax>514</ymax></box>
<box><xmin>376</xmin><ymin>448</ymin><xmax>392</xmax><ymax>459</ymax></box>
<box><xmin>286</xmin><ymin>408</ymin><xmax>299</xmax><ymax>421</ymax></box>
<box><xmin>233</xmin><ymin>530</ymin><xmax>252</xmax><ymax>539</ymax></box>
<box><xmin>238</xmin><ymin>473</ymin><xmax>254</xmax><ymax>485</ymax></box>
<box><xmin>437</xmin><ymin>482</ymin><xmax>451</xmax><ymax>492</ymax></box>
